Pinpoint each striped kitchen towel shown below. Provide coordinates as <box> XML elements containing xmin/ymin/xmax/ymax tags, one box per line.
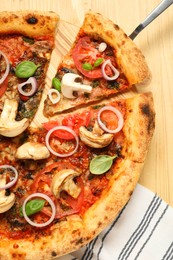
<box><xmin>57</xmin><ymin>184</ymin><xmax>173</xmax><ymax>260</ymax></box>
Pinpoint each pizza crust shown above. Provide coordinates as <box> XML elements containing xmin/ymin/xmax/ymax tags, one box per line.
<box><xmin>0</xmin><ymin>216</ymin><xmax>84</xmax><ymax>260</ymax></box>
<box><xmin>123</xmin><ymin>92</ymin><xmax>155</xmax><ymax>162</ymax></box>
<box><xmin>81</xmin><ymin>11</ymin><xmax>151</xmax><ymax>85</ymax></box>
<box><xmin>0</xmin><ymin>11</ymin><xmax>59</xmax><ymax>38</ymax></box>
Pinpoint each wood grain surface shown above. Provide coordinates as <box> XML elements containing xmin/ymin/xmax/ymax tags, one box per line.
<box><xmin>0</xmin><ymin>0</ymin><xmax>173</xmax><ymax>207</ymax></box>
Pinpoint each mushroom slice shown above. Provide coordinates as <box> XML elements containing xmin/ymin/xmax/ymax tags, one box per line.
<box><xmin>51</xmin><ymin>169</ymin><xmax>81</xmax><ymax>199</ymax></box>
<box><xmin>61</xmin><ymin>73</ymin><xmax>92</xmax><ymax>99</ymax></box>
<box><xmin>15</xmin><ymin>141</ymin><xmax>50</xmax><ymax>160</ymax></box>
<box><xmin>79</xmin><ymin>121</ymin><xmax>114</xmax><ymax>148</ymax></box>
<box><xmin>92</xmin><ymin>120</ymin><xmax>104</xmax><ymax>136</ymax></box>
<box><xmin>0</xmin><ymin>175</ymin><xmax>15</xmax><ymax>214</ymax></box>
<box><xmin>0</xmin><ymin>99</ymin><xmax>29</xmax><ymax>137</ymax></box>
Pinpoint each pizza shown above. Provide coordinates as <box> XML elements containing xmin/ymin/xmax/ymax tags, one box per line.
<box><xmin>0</xmin><ymin>10</ymin><xmax>155</xmax><ymax>260</ymax></box>
<box><xmin>0</xmin><ymin>11</ymin><xmax>58</xmax><ymax>137</ymax></box>
<box><xmin>0</xmin><ymin>92</ymin><xmax>155</xmax><ymax>259</ymax></box>
<box><xmin>43</xmin><ymin>11</ymin><xmax>150</xmax><ymax>117</ymax></box>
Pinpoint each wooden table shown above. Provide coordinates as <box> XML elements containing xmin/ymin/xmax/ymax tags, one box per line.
<box><xmin>1</xmin><ymin>0</ymin><xmax>173</xmax><ymax>207</ymax></box>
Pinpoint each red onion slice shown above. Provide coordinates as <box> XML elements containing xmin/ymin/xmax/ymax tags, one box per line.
<box><xmin>97</xmin><ymin>106</ymin><xmax>124</xmax><ymax>134</ymax></box>
<box><xmin>101</xmin><ymin>59</ymin><xmax>120</xmax><ymax>81</ymax></box>
<box><xmin>0</xmin><ymin>165</ymin><xmax>18</xmax><ymax>190</ymax></box>
<box><xmin>45</xmin><ymin>126</ymin><xmax>79</xmax><ymax>157</ymax></box>
<box><xmin>22</xmin><ymin>193</ymin><xmax>56</xmax><ymax>227</ymax></box>
<box><xmin>18</xmin><ymin>77</ymin><xmax>37</xmax><ymax>96</ymax></box>
<box><xmin>48</xmin><ymin>89</ymin><xmax>61</xmax><ymax>104</ymax></box>
<box><xmin>0</xmin><ymin>50</ymin><xmax>10</xmax><ymax>84</ymax></box>
<box><xmin>98</xmin><ymin>42</ymin><xmax>107</xmax><ymax>52</ymax></box>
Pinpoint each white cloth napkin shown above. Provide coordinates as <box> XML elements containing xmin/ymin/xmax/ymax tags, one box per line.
<box><xmin>57</xmin><ymin>184</ymin><xmax>173</xmax><ymax>260</ymax></box>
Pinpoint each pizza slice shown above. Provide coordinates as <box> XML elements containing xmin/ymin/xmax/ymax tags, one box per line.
<box><xmin>0</xmin><ymin>92</ymin><xmax>155</xmax><ymax>259</ymax></box>
<box><xmin>43</xmin><ymin>11</ymin><xmax>150</xmax><ymax>117</ymax></box>
<box><xmin>0</xmin><ymin>11</ymin><xmax>58</xmax><ymax>137</ymax></box>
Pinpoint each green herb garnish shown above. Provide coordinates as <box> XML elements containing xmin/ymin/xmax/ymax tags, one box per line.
<box><xmin>94</xmin><ymin>58</ymin><xmax>103</xmax><ymax>67</ymax></box>
<box><xmin>20</xmin><ymin>199</ymin><xmax>45</xmax><ymax>217</ymax></box>
<box><xmin>52</xmin><ymin>77</ymin><xmax>61</xmax><ymax>92</ymax></box>
<box><xmin>15</xmin><ymin>61</ymin><xmax>40</xmax><ymax>78</ymax></box>
<box><xmin>92</xmin><ymin>104</ymin><xmax>103</xmax><ymax>110</ymax></box>
<box><xmin>22</xmin><ymin>110</ymin><xmax>35</xmax><ymax>118</ymax></box>
<box><xmin>82</xmin><ymin>63</ymin><xmax>93</xmax><ymax>71</ymax></box>
<box><xmin>89</xmin><ymin>155</ymin><xmax>117</xmax><ymax>175</ymax></box>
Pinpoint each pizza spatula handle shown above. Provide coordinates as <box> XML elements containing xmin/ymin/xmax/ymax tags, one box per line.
<box><xmin>129</xmin><ymin>0</ymin><xmax>173</xmax><ymax>40</ymax></box>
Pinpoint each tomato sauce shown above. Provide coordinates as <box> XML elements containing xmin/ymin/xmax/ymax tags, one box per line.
<box><xmin>0</xmin><ymin>35</ymin><xmax>28</xmax><ymax>65</ymax></box>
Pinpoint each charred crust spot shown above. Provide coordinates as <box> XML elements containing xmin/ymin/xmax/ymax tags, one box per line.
<box><xmin>12</xmin><ymin>253</ymin><xmax>26</xmax><ymax>259</ymax></box>
<box><xmin>97</xmin><ymin>221</ymin><xmax>102</xmax><ymax>228</ymax></box>
<box><xmin>89</xmin><ymin>24</ymin><xmax>94</xmax><ymax>29</ymax></box>
<box><xmin>1</xmin><ymin>14</ymin><xmax>18</xmax><ymax>24</ymax></box>
<box><xmin>140</xmin><ymin>103</ymin><xmax>155</xmax><ymax>133</ymax></box>
<box><xmin>72</xmin><ymin>229</ymin><xmax>80</xmax><ymax>235</ymax></box>
<box><xmin>123</xmin><ymin>33</ymin><xmax>128</xmax><ymax>38</ymax></box>
<box><xmin>26</xmin><ymin>16</ymin><xmax>38</xmax><ymax>24</ymax></box>
<box><xmin>2</xmin><ymin>17</ymin><xmax>8</xmax><ymax>23</ymax></box>
<box><xmin>141</xmin><ymin>103</ymin><xmax>150</xmax><ymax>116</ymax></box>
<box><xmin>51</xmin><ymin>251</ymin><xmax>57</xmax><ymax>257</ymax></box>
<box><xmin>104</xmin><ymin>215</ymin><xmax>108</xmax><ymax>221</ymax></box>
<box><xmin>13</xmin><ymin>243</ymin><xmax>19</xmax><ymax>249</ymax></box>
<box><xmin>114</xmin><ymin>24</ymin><xmax>120</xmax><ymax>30</ymax></box>
<box><xmin>76</xmin><ymin>238</ymin><xmax>83</xmax><ymax>245</ymax></box>
<box><xmin>106</xmin><ymin>30</ymin><xmax>114</xmax><ymax>38</ymax></box>
<box><xmin>97</xmin><ymin>21</ymin><xmax>102</xmax><ymax>27</ymax></box>
<box><xmin>129</xmin><ymin>190</ymin><xmax>133</xmax><ymax>196</ymax></box>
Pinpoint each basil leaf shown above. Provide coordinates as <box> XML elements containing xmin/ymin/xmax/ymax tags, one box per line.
<box><xmin>15</xmin><ymin>61</ymin><xmax>40</xmax><ymax>78</ymax></box>
<box><xmin>94</xmin><ymin>58</ymin><xmax>103</xmax><ymax>67</ymax></box>
<box><xmin>89</xmin><ymin>155</ymin><xmax>117</xmax><ymax>175</ymax></box>
<box><xmin>20</xmin><ymin>199</ymin><xmax>45</xmax><ymax>217</ymax></box>
<box><xmin>52</xmin><ymin>77</ymin><xmax>61</xmax><ymax>92</ymax></box>
<box><xmin>82</xmin><ymin>63</ymin><xmax>93</xmax><ymax>71</ymax></box>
